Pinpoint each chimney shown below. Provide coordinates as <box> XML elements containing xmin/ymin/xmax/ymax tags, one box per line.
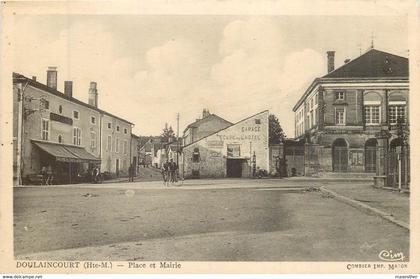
<box><xmin>344</xmin><ymin>58</ymin><xmax>351</xmax><ymax>64</ymax></box>
<box><xmin>202</xmin><ymin>108</ymin><xmax>210</xmax><ymax>118</ymax></box>
<box><xmin>64</xmin><ymin>81</ymin><xmax>73</xmax><ymax>98</ymax></box>
<box><xmin>88</xmin><ymin>81</ymin><xmax>98</xmax><ymax>107</ymax></box>
<box><xmin>32</xmin><ymin>76</ymin><xmax>37</xmax><ymax>81</ymax></box>
<box><xmin>46</xmin><ymin>66</ymin><xmax>57</xmax><ymax>89</ymax></box>
<box><xmin>327</xmin><ymin>51</ymin><xmax>335</xmax><ymax>73</ymax></box>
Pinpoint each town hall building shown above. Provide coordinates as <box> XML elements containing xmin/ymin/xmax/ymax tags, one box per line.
<box><xmin>292</xmin><ymin>48</ymin><xmax>409</xmax><ymax>175</ymax></box>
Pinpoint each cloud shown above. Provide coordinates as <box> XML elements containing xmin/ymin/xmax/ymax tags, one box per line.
<box><xmin>204</xmin><ymin>18</ymin><xmax>325</xmax><ymax>136</ymax></box>
<box><xmin>13</xmin><ymin>16</ymin><xmax>327</xmax><ymax>137</ymax></box>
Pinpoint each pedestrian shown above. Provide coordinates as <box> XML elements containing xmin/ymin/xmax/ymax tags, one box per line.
<box><xmin>93</xmin><ymin>167</ymin><xmax>99</xmax><ymax>183</ymax></box>
<box><xmin>128</xmin><ymin>164</ymin><xmax>133</xmax><ymax>182</ymax></box>
<box><xmin>46</xmin><ymin>165</ymin><xmax>53</xmax><ymax>185</ymax></box>
<box><xmin>161</xmin><ymin>161</ymin><xmax>169</xmax><ymax>186</ymax></box>
<box><xmin>168</xmin><ymin>159</ymin><xmax>177</xmax><ymax>184</ymax></box>
<box><xmin>41</xmin><ymin>166</ymin><xmax>48</xmax><ymax>185</ymax></box>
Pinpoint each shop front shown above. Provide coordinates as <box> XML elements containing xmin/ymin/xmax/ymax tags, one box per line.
<box><xmin>182</xmin><ymin>110</ymin><xmax>269</xmax><ymax>179</ymax></box>
<box><xmin>32</xmin><ymin>140</ymin><xmax>101</xmax><ymax>184</ymax></box>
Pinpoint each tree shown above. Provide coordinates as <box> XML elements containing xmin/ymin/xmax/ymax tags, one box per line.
<box><xmin>269</xmin><ymin>114</ymin><xmax>286</xmax><ymax>144</ymax></box>
<box><xmin>161</xmin><ymin>123</ymin><xmax>175</xmax><ymax>143</ymax></box>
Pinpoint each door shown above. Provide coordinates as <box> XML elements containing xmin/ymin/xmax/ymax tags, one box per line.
<box><xmin>365</xmin><ymin>139</ymin><xmax>378</xmax><ymax>173</ymax></box>
<box><xmin>332</xmin><ymin>139</ymin><xmax>348</xmax><ymax>172</ymax></box>
<box><xmin>227</xmin><ymin>159</ymin><xmax>243</xmax><ymax>177</ymax></box>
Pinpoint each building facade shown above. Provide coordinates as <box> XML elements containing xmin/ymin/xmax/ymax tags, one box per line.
<box><xmin>13</xmin><ymin>68</ymin><xmax>133</xmax><ymax>184</ymax></box>
<box><xmin>292</xmin><ymin>49</ymin><xmax>409</xmax><ymax>175</ymax></box>
<box><xmin>182</xmin><ymin>109</ymin><xmax>232</xmax><ymax>146</ymax></box>
<box><xmin>100</xmin><ymin>113</ymin><xmax>133</xmax><ymax>176</ymax></box>
<box><xmin>182</xmin><ymin>110</ymin><xmax>269</xmax><ymax>179</ymax></box>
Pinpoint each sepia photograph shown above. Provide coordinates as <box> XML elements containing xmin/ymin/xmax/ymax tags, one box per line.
<box><xmin>1</xmin><ymin>0</ymin><xmax>419</xmax><ymax>275</ymax></box>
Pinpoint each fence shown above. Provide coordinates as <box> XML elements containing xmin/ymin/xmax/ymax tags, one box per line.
<box><xmin>386</xmin><ymin>146</ymin><xmax>410</xmax><ymax>191</ymax></box>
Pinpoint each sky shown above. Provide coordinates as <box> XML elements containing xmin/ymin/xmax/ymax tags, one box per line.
<box><xmin>13</xmin><ymin>14</ymin><xmax>408</xmax><ymax>137</ymax></box>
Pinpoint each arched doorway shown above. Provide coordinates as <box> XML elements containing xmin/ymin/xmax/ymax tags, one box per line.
<box><xmin>365</xmin><ymin>138</ymin><xmax>378</xmax><ymax>173</ymax></box>
<box><xmin>332</xmin><ymin>138</ymin><xmax>348</xmax><ymax>172</ymax></box>
<box><xmin>390</xmin><ymin>138</ymin><xmax>403</xmax><ymax>152</ymax></box>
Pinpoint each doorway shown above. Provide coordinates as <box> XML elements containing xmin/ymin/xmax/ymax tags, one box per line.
<box><xmin>365</xmin><ymin>138</ymin><xmax>378</xmax><ymax>173</ymax></box>
<box><xmin>227</xmin><ymin>159</ymin><xmax>243</xmax><ymax>177</ymax></box>
<box><xmin>332</xmin><ymin>138</ymin><xmax>348</xmax><ymax>172</ymax></box>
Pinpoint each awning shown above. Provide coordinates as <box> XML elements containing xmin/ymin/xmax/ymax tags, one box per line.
<box><xmin>32</xmin><ymin>140</ymin><xmax>101</xmax><ymax>163</ymax></box>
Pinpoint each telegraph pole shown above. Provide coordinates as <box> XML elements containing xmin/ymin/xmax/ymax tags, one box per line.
<box><xmin>176</xmin><ymin>113</ymin><xmax>180</xmax><ymax>167</ymax></box>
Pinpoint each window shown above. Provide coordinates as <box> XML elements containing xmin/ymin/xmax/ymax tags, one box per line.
<box><xmin>116</xmin><ymin>138</ymin><xmax>120</xmax><ymax>153</ymax></box>
<box><xmin>73</xmin><ymin>110</ymin><xmax>79</xmax><ymax>119</ymax></box>
<box><xmin>123</xmin><ymin>140</ymin><xmax>128</xmax><ymax>154</ymax></box>
<box><xmin>335</xmin><ymin>107</ymin><xmax>345</xmax><ymax>125</ymax></box>
<box><xmin>365</xmin><ymin>106</ymin><xmax>381</xmax><ymax>125</ymax></box>
<box><xmin>40</xmin><ymin>98</ymin><xmax>49</xmax><ymax>110</ymax></box>
<box><xmin>192</xmin><ymin>148</ymin><xmax>200</xmax><ymax>162</ymax></box>
<box><xmin>58</xmin><ymin>135</ymin><xmax>62</xmax><ymax>143</ymax></box>
<box><xmin>73</xmin><ymin>127</ymin><xmax>81</xmax><ymax>146</ymax></box>
<box><xmin>91</xmin><ymin>116</ymin><xmax>96</xmax><ymax>125</ymax></box>
<box><xmin>308</xmin><ymin>95</ymin><xmax>318</xmax><ymax>129</ymax></box>
<box><xmin>58</xmin><ymin>105</ymin><xmax>63</xmax><ymax>114</ymax></box>
<box><xmin>351</xmin><ymin>151</ymin><xmax>363</xmax><ymax>166</ymax></box>
<box><xmin>255</xmin><ymin>119</ymin><xmax>261</xmax><ymax>125</ymax></box>
<box><xmin>107</xmin><ymin>135</ymin><xmax>112</xmax><ymax>151</ymax></box>
<box><xmin>335</xmin><ymin>91</ymin><xmax>345</xmax><ymax>101</ymax></box>
<box><xmin>116</xmin><ymin>125</ymin><xmax>120</xmax><ymax>132</ymax></box>
<box><xmin>41</xmin><ymin>119</ymin><xmax>49</xmax><ymax>140</ymax></box>
<box><xmin>389</xmin><ymin>105</ymin><xmax>406</xmax><ymax>124</ymax></box>
<box><xmin>314</xmin><ymin>93</ymin><xmax>318</xmax><ymax>105</ymax></box>
<box><xmin>227</xmin><ymin>144</ymin><xmax>241</xmax><ymax>157</ymax></box>
<box><xmin>124</xmin><ymin>128</ymin><xmax>128</xmax><ymax>134</ymax></box>
<box><xmin>107</xmin><ymin>122</ymin><xmax>112</xmax><ymax>129</ymax></box>
<box><xmin>90</xmin><ymin>131</ymin><xmax>96</xmax><ymax>150</ymax></box>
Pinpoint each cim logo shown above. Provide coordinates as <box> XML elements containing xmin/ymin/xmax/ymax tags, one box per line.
<box><xmin>378</xmin><ymin>250</ymin><xmax>405</xmax><ymax>262</ymax></box>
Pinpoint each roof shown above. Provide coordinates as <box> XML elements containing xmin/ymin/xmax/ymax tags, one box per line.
<box><xmin>182</xmin><ymin>110</ymin><xmax>269</xmax><ymax>149</ymax></box>
<box><xmin>293</xmin><ymin>49</ymin><xmax>409</xmax><ymax>111</ymax></box>
<box><xmin>323</xmin><ymin>49</ymin><xmax>408</xmax><ymax>78</ymax></box>
<box><xmin>13</xmin><ymin>73</ymin><xmax>133</xmax><ymax>125</ymax></box>
<box><xmin>183</xmin><ymin>114</ymin><xmax>232</xmax><ymax>134</ymax></box>
<box><xmin>32</xmin><ymin>140</ymin><xmax>100</xmax><ymax>163</ymax></box>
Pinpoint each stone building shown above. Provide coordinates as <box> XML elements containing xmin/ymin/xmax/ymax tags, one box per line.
<box><xmin>181</xmin><ymin>110</ymin><xmax>269</xmax><ymax>178</ymax></box>
<box><xmin>182</xmin><ymin>109</ymin><xmax>232</xmax><ymax>146</ymax></box>
<box><xmin>13</xmin><ymin>68</ymin><xmax>133</xmax><ymax>184</ymax></box>
<box><xmin>292</xmin><ymin>48</ymin><xmax>409</xmax><ymax>175</ymax></box>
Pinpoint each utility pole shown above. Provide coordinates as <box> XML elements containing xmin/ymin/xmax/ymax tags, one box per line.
<box><xmin>176</xmin><ymin>113</ymin><xmax>180</xmax><ymax>167</ymax></box>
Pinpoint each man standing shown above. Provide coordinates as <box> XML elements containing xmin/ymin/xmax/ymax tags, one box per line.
<box><xmin>168</xmin><ymin>159</ymin><xmax>178</xmax><ymax>184</ymax></box>
<box><xmin>128</xmin><ymin>164</ymin><xmax>134</xmax><ymax>182</ymax></box>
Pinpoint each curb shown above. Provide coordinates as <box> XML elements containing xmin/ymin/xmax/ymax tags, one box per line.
<box><xmin>319</xmin><ymin>186</ymin><xmax>409</xmax><ymax>231</ymax></box>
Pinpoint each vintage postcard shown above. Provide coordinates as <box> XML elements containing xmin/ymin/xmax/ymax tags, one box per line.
<box><xmin>0</xmin><ymin>0</ymin><xmax>419</xmax><ymax>275</ymax></box>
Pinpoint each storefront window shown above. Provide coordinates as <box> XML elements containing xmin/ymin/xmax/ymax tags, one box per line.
<box><xmin>227</xmin><ymin>144</ymin><xmax>241</xmax><ymax>157</ymax></box>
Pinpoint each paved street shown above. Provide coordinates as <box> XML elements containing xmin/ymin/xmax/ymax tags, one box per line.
<box><xmin>14</xmin><ymin>179</ymin><xmax>409</xmax><ymax>261</ymax></box>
